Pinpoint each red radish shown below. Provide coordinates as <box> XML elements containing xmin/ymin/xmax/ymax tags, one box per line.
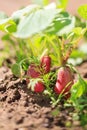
<box><xmin>41</xmin><ymin>56</ymin><xmax>51</xmax><ymax>73</ymax></box>
<box><xmin>27</xmin><ymin>64</ymin><xmax>40</xmax><ymax>78</ymax></box>
<box><xmin>34</xmin><ymin>81</ymin><xmax>45</xmax><ymax>93</ymax></box>
<box><xmin>54</xmin><ymin>67</ymin><xmax>74</xmax><ymax>95</ymax></box>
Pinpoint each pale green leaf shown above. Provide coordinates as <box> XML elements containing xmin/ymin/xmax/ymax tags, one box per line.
<box><xmin>14</xmin><ymin>8</ymin><xmax>61</xmax><ymax>38</ymax></box>
<box><xmin>11</xmin><ymin>4</ymin><xmax>40</xmax><ymax>20</ymax></box>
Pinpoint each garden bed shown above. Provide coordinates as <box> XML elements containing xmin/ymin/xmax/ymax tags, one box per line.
<box><xmin>0</xmin><ymin>61</ymin><xmax>87</xmax><ymax>130</ymax></box>
<box><xmin>0</xmin><ymin>2</ymin><xmax>87</xmax><ymax>130</ymax></box>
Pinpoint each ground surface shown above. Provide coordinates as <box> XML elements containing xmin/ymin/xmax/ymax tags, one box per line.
<box><xmin>0</xmin><ymin>61</ymin><xmax>87</xmax><ymax>130</ymax></box>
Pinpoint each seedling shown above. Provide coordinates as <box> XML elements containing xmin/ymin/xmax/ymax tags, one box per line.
<box><xmin>0</xmin><ymin>2</ymin><xmax>87</xmax><ymax>120</ymax></box>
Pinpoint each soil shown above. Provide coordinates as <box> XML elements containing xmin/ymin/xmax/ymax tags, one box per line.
<box><xmin>0</xmin><ymin>61</ymin><xmax>87</xmax><ymax>130</ymax></box>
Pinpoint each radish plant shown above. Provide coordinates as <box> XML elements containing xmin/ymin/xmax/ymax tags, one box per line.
<box><xmin>0</xmin><ymin>2</ymin><xmax>87</xmax><ymax>109</ymax></box>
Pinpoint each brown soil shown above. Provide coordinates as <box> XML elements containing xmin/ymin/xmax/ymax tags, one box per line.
<box><xmin>0</xmin><ymin>62</ymin><xmax>87</xmax><ymax>130</ymax></box>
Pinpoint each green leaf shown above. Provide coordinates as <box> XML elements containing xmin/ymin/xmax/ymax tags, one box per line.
<box><xmin>46</xmin><ymin>12</ymin><xmax>75</xmax><ymax>36</ymax></box>
<box><xmin>57</xmin><ymin>16</ymin><xmax>75</xmax><ymax>35</ymax></box>
<box><xmin>0</xmin><ymin>18</ymin><xmax>16</xmax><ymax>32</ymax></box>
<box><xmin>5</xmin><ymin>24</ymin><xmax>17</xmax><ymax>32</ymax></box>
<box><xmin>78</xmin><ymin>4</ymin><xmax>87</xmax><ymax>20</ymax></box>
<box><xmin>11</xmin><ymin>63</ymin><xmax>23</xmax><ymax>77</ymax></box>
<box><xmin>71</xmin><ymin>76</ymin><xmax>87</xmax><ymax>100</ymax></box>
<box><xmin>14</xmin><ymin>8</ymin><xmax>61</xmax><ymax>38</ymax></box>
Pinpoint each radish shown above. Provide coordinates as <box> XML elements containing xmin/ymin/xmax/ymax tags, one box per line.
<box><xmin>41</xmin><ymin>56</ymin><xmax>51</xmax><ymax>74</ymax></box>
<box><xmin>27</xmin><ymin>64</ymin><xmax>40</xmax><ymax>78</ymax></box>
<box><xmin>54</xmin><ymin>66</ymin><xmax>74</xmax><ymax>95</ymax></box>
<box><xmin>34</xmin><ymin>81</ymin><xmax>45</xmax><ymax>93</ymax></box>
